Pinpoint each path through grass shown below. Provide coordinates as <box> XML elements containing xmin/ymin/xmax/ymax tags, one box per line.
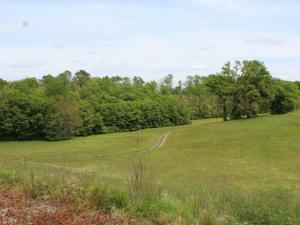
<box><xmin>0</xmin><ymin>113</ymin><xmax>299</xmax><ymax>193</ymax></box>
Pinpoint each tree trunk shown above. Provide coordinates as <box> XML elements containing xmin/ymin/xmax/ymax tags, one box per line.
<box><xmin>223</xmin><ymin>104</ymin><xmax>228</xmax><ymax>121</ymax></box>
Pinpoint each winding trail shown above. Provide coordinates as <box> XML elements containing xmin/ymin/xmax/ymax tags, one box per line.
<box><xmin>0</xmin><ymin>130</ymin><xmax>174</xmax><ymax>167</ymax></box>
<box><xmin>145</xmin><ymin>131</ymin><xmax>172</xmax><ymax>152</ymax></box>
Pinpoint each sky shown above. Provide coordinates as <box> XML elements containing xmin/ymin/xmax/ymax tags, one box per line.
<box><xmin>0</xmin><ymin>0</ymin><xmax>299</xmax><ymax>82</ymax></box>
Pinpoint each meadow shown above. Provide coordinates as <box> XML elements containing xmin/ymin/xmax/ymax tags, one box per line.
<box><xmin>1</xmin><ymin>112</ymin><xmax>300</xmax><ymax>224</ymax></box>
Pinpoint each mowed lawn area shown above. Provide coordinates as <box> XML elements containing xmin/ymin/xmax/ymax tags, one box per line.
<box><xmin>0</xmin><ymin>111</ymin><xmax>299</xmax><ymax>193</ymax></box>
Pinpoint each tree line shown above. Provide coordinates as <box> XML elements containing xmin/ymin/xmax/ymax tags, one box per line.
<box><xmin>0</xmin><ymin>60</ymin><xmax>299</xmax><ymax>141</ymax></box>
<box><xmin>180</xmin><ymin>61</ymin><xmax>300</xmax><ymax>120</ymax></box>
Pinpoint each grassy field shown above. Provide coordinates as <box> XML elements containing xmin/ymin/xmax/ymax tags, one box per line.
<box><xmin>1</xmin><ymin>112</ymin><xmax>300</xmax><ymax>224</ymax></box>
<box><xmin>1</xmin><ymin>112</ymin><xmax>299</xmax><ymax>192</ymax></box>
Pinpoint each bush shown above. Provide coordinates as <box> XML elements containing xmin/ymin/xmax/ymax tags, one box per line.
<box><xmin>0</xmin><ymin>169</ymin><xmax>22</xmax><ymax>186</ymax></box>
<box><xmin>133</xmin><ymin>197</ymin><xmax>175</xmax><ymax>222</ymax></box>
<box><xmin>87</xmin><ymin>182</ymin><xmax>128</xmax><ymax>212</ymax></box>
<box><xmin>271</xmin><ymin>79</ymin><xmax>299</xmax><ymax>114</ymax></box>
<box><xmin>227</xmin><ymin>188</ymin><xmax>300</xmax><ymax>225</ymax></box>
<box><xmin>97</xmin><ymin>99</ymin><xmax>190</xmax><ymax>133</ymax></box>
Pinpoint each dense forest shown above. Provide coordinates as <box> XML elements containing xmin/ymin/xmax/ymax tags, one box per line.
<box><xmin>0</xmin><ymin>60</ymin><xmax>299</xmax><ymax>141</ymax></box>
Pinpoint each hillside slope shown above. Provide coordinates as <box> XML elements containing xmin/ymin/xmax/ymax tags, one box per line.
<box><xmin>0</xmin><ymin>112</ymin><xmax>299</xmax><ymax>192</ymax></box>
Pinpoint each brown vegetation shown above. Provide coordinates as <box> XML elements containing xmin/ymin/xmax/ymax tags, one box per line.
<box><xmin>0</xmin><ymin>186</ymin><xmax>145</xmax><ymax>225</ymax></box>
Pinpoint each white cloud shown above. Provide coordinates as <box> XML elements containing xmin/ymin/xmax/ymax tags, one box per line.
<box><xmin>189</xmin><ymin>64</ymin><xmax>208</xmax><ymax>70</ymax></box>
<box><xmin>245</xmin><ymin>37</ymin><xmax>286</xmax><ymax>46</ymax></box>
<box><xmin>0</xmin><ymin>21</ymin><xmax>22</xmax><ymax>33</ymax></box>
<box><xmin>186</xmin><ymin>0</ymin><xmax>249</xmax><ymax>10</ymax></box>
<box><xmin>83</xmin><ymin>1</ymin><xmax>116</xmax><ymax>11</ymax></box>
<box><xmin>7</xmin><ymin>61</ymin><xmax>46</xmax><ymax>69</ymax></box>
<box><xmin>1</xmin><ymin>31</ymin><xmax>300</xmax><ymax>81</ymax></box>
<box><xmin>179</xmin><ymin>0</ymin><xmax>293</xmax><ymax>16</ymax></box>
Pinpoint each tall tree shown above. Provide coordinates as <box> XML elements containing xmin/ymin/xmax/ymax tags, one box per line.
<box><xmin>270</xmin><ymin>79</ymin><xmax>300</xmax><ymax>114</ymax></box>
<box><xmin>43</xmin><ymin>74</ymin><xmax>71</xmax><ymax>98</ymax></box>
<box><xmin>240</xmin><ymin>60</ymin><xmax>273</xmax><ymax>113</ymax></box>
<box><xmin>73</xmin><ymin>70</ymin><xmax>91</xmax><ymax>88</ymax></box>
<box><xmin>160</xmin><ymin>74</ymin><xmax>174</xmax><ymax>95</ymax></box>
<box><xmin>44</xmin><ymin>97</ymin><xmax>82</xmax><ymax>140</ymax></box>
<box><xmin>0</xmin><ymin>78</ymin><xmax>7</xmax><ymax>89</ymax></box>
<box><xmin>204</xmin><ymin>62</ymin><xmax>236</xmax><ymax>121</ymax></box>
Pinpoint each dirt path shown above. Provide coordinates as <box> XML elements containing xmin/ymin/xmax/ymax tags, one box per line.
<box><xmin>146</xmin><ymin>131</ymin><xmax>172</xmax><ymax>152</ymax></box>
<box><xmin>0</xmin><ymin>131</ymin><xmax>173</xmax><ymax>170</ymax></box>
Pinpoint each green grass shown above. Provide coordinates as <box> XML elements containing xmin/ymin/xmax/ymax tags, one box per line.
<box><xmin>1</xmin><ymin>113</ymin><xmax>299</xmax><ymax>192</ymax></box>
<box><xmin>145</xmin><ymin>112</ymin><xmax>300</xmax><ymax>192</ymax></box>
<box><xmin>1</xmin><ymin>112</ymin><xmax>300</xmax><ymax>224</ymax></box>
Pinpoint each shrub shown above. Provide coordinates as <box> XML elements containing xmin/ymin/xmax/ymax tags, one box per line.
<box><xmin>0</xmin><ymin>169</ymin><xmax>22</xmax><ymax>186</ymax></box>
<box><xmin>86</xmin><ymin>182</ymin><xmax>128</xmax><ymax>212</ymax></box>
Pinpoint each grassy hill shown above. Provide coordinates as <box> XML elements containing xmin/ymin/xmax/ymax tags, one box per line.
<box><xmin>1</xmin><ymin>112</ymin><xmax>299</xmax><ymax>191</ymax></box>
<box><xmin>1</xmin><ymin>112</ymin><xmax>300</xmax><ymax>224</ymax></box>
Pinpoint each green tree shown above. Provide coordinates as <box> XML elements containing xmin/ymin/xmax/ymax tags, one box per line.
<box><xmin>0</xmin><ymin>78</ymin><xmax>7</xmax><ymax>89</ymax></box>
<box><xmin>270</xmin><ymin>79</ymin><xmax>300</xmax><ymax>114</ymax></box>
<box><xmin>43</xmin><ymin>74</ymin><xmax>71</xmax><ymax>98</ymax></box>
<box><xmin>183</xmin><ymin>76</ymin><xmax>218</xmax><ymax>119</ymax></box>
<box><xmin>44</xmin><ymin>97</ymin><xmax>82</xmax><ymax>140</ymax></box>
<box><xmin>204</xmin><ymin>62</ymin><xmax>236</xmax><ymax>121</ymax></box>
<box><xmin>133</xmin><ymin>76</ymin><xmax>145</xmax><ymax>85</ymax></box>
<box><xmin>0</xmin><ymin>87</ymin><xmax>49</xmax><ymax>140</ymax></box>
<box><xmin>73</xmin><ymin>70</ymin><xmax>91</xmax><ymax>88</ymax></box>
<box><xmin>160</xmin><ymin>74</ymin><xmax>173</xmax><ymax>95</ymax></box>
<box><xmin>10</xmin><ymin>78</ymin><xmax>39</xmax><ymax>93</ymax></box>
<box><xmin>240</xmin><ymin>60</ymin><xmax>273</xmax><ymax>113</ymax></box>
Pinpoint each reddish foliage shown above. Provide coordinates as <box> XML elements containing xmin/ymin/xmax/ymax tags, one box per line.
<box><xmin>0</xmin><ymin>187</ymin><xmax>145</xmax><ymax>225</ymax></box>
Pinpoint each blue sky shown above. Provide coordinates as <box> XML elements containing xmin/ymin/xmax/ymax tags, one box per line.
<box><xmin>0</xmin><ymin>0</ymin><xmax>299</xmax><ymax>81</ymax></box>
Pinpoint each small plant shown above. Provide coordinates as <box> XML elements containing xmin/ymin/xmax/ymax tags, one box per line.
<box><xmin>0</xmin><ymin>169</ymin><xmax>21</xmax><ymax>186</ymax></box>
<box><xmin>23</xmin><ymin>170</ymin><xmax>37</xmax><ymax>198</ymax></box>
<box><xmin>197</xmin><ymin>210</ymin><xmax>220</xmax><ymax>225</ymax></box>
<box><xmin>86</xmin><ymin>182</ymin><xmax>128</xmax><ymax>212</ymax></box>
<box><xmin>129</xmin><ymin>161</ymin><xmax>145</xmax><ymax>199</ymax></box>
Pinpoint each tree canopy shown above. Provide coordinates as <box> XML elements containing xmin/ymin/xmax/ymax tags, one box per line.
<box><xmin>0</xmin><ymin>61</ymin><xmax>299</xmax><ymax>141</ymax></box>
